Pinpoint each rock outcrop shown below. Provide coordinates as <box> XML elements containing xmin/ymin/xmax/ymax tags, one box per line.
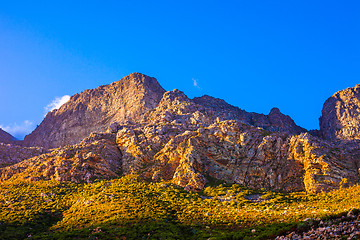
<box><xmin>114</xmin><ymin>95</ymin><xmax>357</xmax><ymax>193</ymax></box>
<box><xmin>23</xmin><ymin>73</ymin><xmax>166</xmax><ymax>149</ymax></box>
<box><xmin>1</xmin><ymin>73</ymin><xmax>359</xmax><ymax>194</ymax></box>
<box><xmin>22</xmin><ymin>73</ymin><xmax>304</xmax><ymax>149</ymax></box>
<box><xmin>2</xmin><ymin>83</ymin><xmax>358</xmax><ymax>193</ymax></box>
<box><xmin>2</xmin><ymin>117</ymin><xmax>355</xmax><ymax>193</ymax></box>
<box><xmin>0</xmin><ymin>128</ymin><xmax>15</xmax><ymax>144</ymax></box>
<box><xmin>193</xmin><ymin>96</ymin><xmax>306</xmax><ymax>135</ymax></box>
<box><xmin>320</xmin><ymin>84</ymin><xmax>360</xmax><ymax>141</ymax></box>
<box><xmin>0</xmin><ymin>143</ymin><xmax>46</xmax><ymax>168</ymax></box>
<box><xmin>0</xmin><ymin>133</ymin><xmax>122</xmax><ymax>183</ymax></box>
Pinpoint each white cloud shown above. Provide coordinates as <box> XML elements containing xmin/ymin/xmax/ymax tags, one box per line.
<box><xmin>0</xmin><ymin>95</ymin><xmax>71</xmax><ymax>140</ymax></box>
<box><xmin>45</xmin><ymin>95</ymin><xmax>71</xmax><ymax>113</ymax></box>
<box><xmin>193</xmin><ymin>78</ymin><xmax>202</xmax><ymax>90</ymax></box>
<box><xmin>0</xmin><ymin>120</ymin><xmax>35</xmax><ymax>140</ymax></box>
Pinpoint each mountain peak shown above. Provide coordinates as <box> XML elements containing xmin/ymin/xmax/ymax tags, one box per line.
<box><xmin>23</xmin><ymin>73</ymin><xmax>166</xmax><ymax>148</ymax></box>
<box><xmin>120</xmin><ymin>72</ymin><xmax>159</xmax><ymax>86</ymax></box>
<box><xmin>267</xmin><ymin>107</ymin><xmax>306</xmax><ymax>134</ymax></box>
<box><xmin>22</xmin><ymin>73</ymin><xmax>307</xmax><ymax>148</ymax></box>
<box><xmin>3</xmin><ymin>74</ymin><xmax>360</xmax><ymax>196</ymax></box>
<box><xmin>320</xmin><ymin>83</ymin><xmax>360</xmax><ymax>140</ymax></box>
<box><xmin>161</xmin><ymin>89</ymin><xmax>189</xmax><ymax>102</ymax></box>
<box><xmin>269</xmin><ymin>107</ymin><xmax>281</xmax><ymax>115</ymax></box>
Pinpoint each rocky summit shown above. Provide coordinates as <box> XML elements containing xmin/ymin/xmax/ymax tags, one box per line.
<box><xmin>23</xmin><ymin>73</ymin><xmax>166</xmax><ymax>149</ymax></box>
<box><xmin>1</xmin><ymin>73</ymin><xmax>360</xmax><ymax>194</ymax></box>
<box><xmin>320</xmin><ymin>84</ymin><xmax>360</xmax><ymax>141</ymax></box>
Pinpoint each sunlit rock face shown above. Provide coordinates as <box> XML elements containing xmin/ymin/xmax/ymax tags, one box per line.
<box><xmin>0</xmin><ymin>133</ymin><xmax>122</xmax><ymax>183</ymax></box>
<box><xmin>23</xmin><ymin>73</ymin><xmax>166</xmax><ymax>149</ymax></box>
<box><xmin>2</xmin><ymin>111</ymin><xmax>356</xmax><ymax>193</ymax></box>
<box><xmin>22</xmin><ymin>73</ymin><xmax>305</xmax><ymax>150</ymax></box>
<box><xmin>1</xmin><ymin>73</ymin><xmax>359</xmax><ymax>194</ymax></box>
<box><xmin>113</xmin><ymin>117</ymin><xmax>357</xmax><ymax>193</ymax></box>
<box><xmin>320</xmin><ymin>84</ymin><xmax>360</xmax><ymax>141</ymax></box>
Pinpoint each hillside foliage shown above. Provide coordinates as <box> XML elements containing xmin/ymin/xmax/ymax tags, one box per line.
<box><xmin>0</xmin><ymin>175</ymin><xmax>360</xmax><ymax>239</ymax></box>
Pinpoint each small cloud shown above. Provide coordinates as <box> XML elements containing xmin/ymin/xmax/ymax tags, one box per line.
<box><xmin>0</xmin><ymin>120</ymin><xmax>35</xmax><ymax>140</ymax></box>
<box><xmin>45</xmin><ymin>95</ymin><xmax>70</xmax><ymax>113</ymax></box>
<box><xmin>192</xmin><ymin>78</ymin><xmax>202</xmax><ymax>90</ymax></box>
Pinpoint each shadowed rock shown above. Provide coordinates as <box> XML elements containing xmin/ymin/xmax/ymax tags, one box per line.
<box><xmin>0</xmin><ymin>128</ymin><xmax>15</xmax><ymax>144</ymax></box>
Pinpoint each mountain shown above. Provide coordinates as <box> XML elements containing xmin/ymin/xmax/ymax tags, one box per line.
<box><xmin>1</xmin><ymin>73</ymin><xmax>360</xmax><ymax>194</ymax></box>
<box><xmin>0</xmin><ymin>128</ymin><xmax>15</xmax><ymax>144</ymax></box>
<box><xmin>320</xmin><ymin>84</ymin><xmax>360</xmax><ymax>141</ymax></box>
<box><xmin>23</xmin><ymin>73</ymin><xmax>166</xmax><ymax>148</ymax></box>
<box><xmin>193</xmin><ymin>95</ymin><xmax>306</xmax><ymax>135</ymax></box>
<box><xmin>2</xmin><ymin>76</ymin><xmax>360</xmax><ymax>239</ymax></box>
<box><xmin>22</xmin><ymin>73</ymin><xmax>304</xmax><ymax>149</ymax></box>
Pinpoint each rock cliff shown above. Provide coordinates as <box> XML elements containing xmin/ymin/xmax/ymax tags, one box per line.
<box><xmin>193</xmin><ymin>96</ymin><xmax>306</xmax><ymax>135</ymax></box>
<box><xmin>0</xmin><ymin>128</ymin><xmax>15</xmax><ymax>144</ymax></box>
<box><xmin>320</xmin><ymin>84</ymin><xmax>360</xmax><ymax>141</ymax></box>
<box><xmin>2</xmin><ymin>117</ymin><xmax>356</xmax><ymax>193</ymax></box>
<box><xmin>23</xmin><ymin>73</ymin><xmax>166</xmax><ymax>148</ymax></box>
<box><xmin>1</xmin><ymin>73</ymin><xmax>359</xmax><ymax>194</ymax></box>
<box><xmin>22</xmin><ymin>73</ymin><xmax>304</xmax><ymax>149</ymax></box>
<box><xmin>0</xmin><ymin>132</ymin><xmax>121</xmax><ymax>182</ymax></box>
<box><xmin>111</xmin><ymin>88</ymin><xmax>357</xmax><ymax>193</ymax></box>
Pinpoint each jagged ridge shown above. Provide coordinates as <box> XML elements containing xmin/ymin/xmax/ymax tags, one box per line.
<box><xmin>1</xmin><ymin>73</ymin><xmax>360</xmax><ymax>194</ymax></box>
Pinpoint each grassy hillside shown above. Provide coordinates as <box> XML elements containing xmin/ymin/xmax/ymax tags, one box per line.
<box><xmin>0</xmin><ymin>175</ymin><xmax>359</xmax><ymax>239</ymax></box>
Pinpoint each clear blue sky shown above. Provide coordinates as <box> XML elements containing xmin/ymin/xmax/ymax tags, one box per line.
<box><xmin>0</xmin><ymin>1</ymin><xmax>359</xmax><ymax>139</ymax></box>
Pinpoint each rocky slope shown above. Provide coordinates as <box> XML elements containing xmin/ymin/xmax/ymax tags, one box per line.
<box><xmin>2</xmin><ymin>85</ymin><xmax>359</xmax><ymax>193</ymax></box>
<box><xmin>193</xmin><ymin>95</ymin><xmax>306</xmax><ymax>135</ymax></box>
<box><xmin>0</xmin><ymin>143</ymin><xmax>46</xmax><ymax>167</ymax></box>
<box><xmin>1</xmin><ymin>117</ymin><xmax>356</xmax><ymax>193</ymax></box>
<box><xmin>0</xmin><ymin>128</ymin><xmax>15</xmax><ymax>144</ymax></box>
<box><xmin>0</xmin><ymin>132</ymin><xmax>121</xmax><ymax>183</ymax></box>
<box><xmin>114</xmin><ymin>90</ymin><xmax>359</xmax><ymax>193</ymax></box>
<box><xmin>1</xmin><ymin>73</ymin><xmax>360</xmax><ymax>194</ymax></box>
<box><xmin>22</xmin><ymin>73</ymin><xmax>305</xmax><ymax>149</ymax></box>
<box><xmin>23</xmin><ymin>73</ymin><xmax>166</xmax><ymax>149</ymax></box>
<box><xmin>276</xmin><ymin>210</ymin><xmax>360</xmax><ymax>239</ymax></box>
<box><xmin>320</xmin><ymin>84</ymin><xmax>360</xmax><ymax>141</ymax></box>
<box><xmin>0</xmin><ymin>129</ymin><xmax>45</xmax><ymax>168</ymax></box>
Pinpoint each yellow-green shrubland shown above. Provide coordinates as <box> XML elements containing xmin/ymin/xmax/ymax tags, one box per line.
<box><xmin>0</xmin><ymin>175</ymin><xmax>360</xmax><ymax>239</ymax></box>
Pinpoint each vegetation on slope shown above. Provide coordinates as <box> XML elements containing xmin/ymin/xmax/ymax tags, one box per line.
<box><xmin>0</xmin><ymin>175</ymin><xmax>359</xmax><ymax>239</ymax></box>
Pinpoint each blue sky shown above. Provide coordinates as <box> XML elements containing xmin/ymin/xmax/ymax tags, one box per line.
<box><xmin>0</xmin><ymin>1</ymin><xmax>359</xmax><ymax>139</ymax></box>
